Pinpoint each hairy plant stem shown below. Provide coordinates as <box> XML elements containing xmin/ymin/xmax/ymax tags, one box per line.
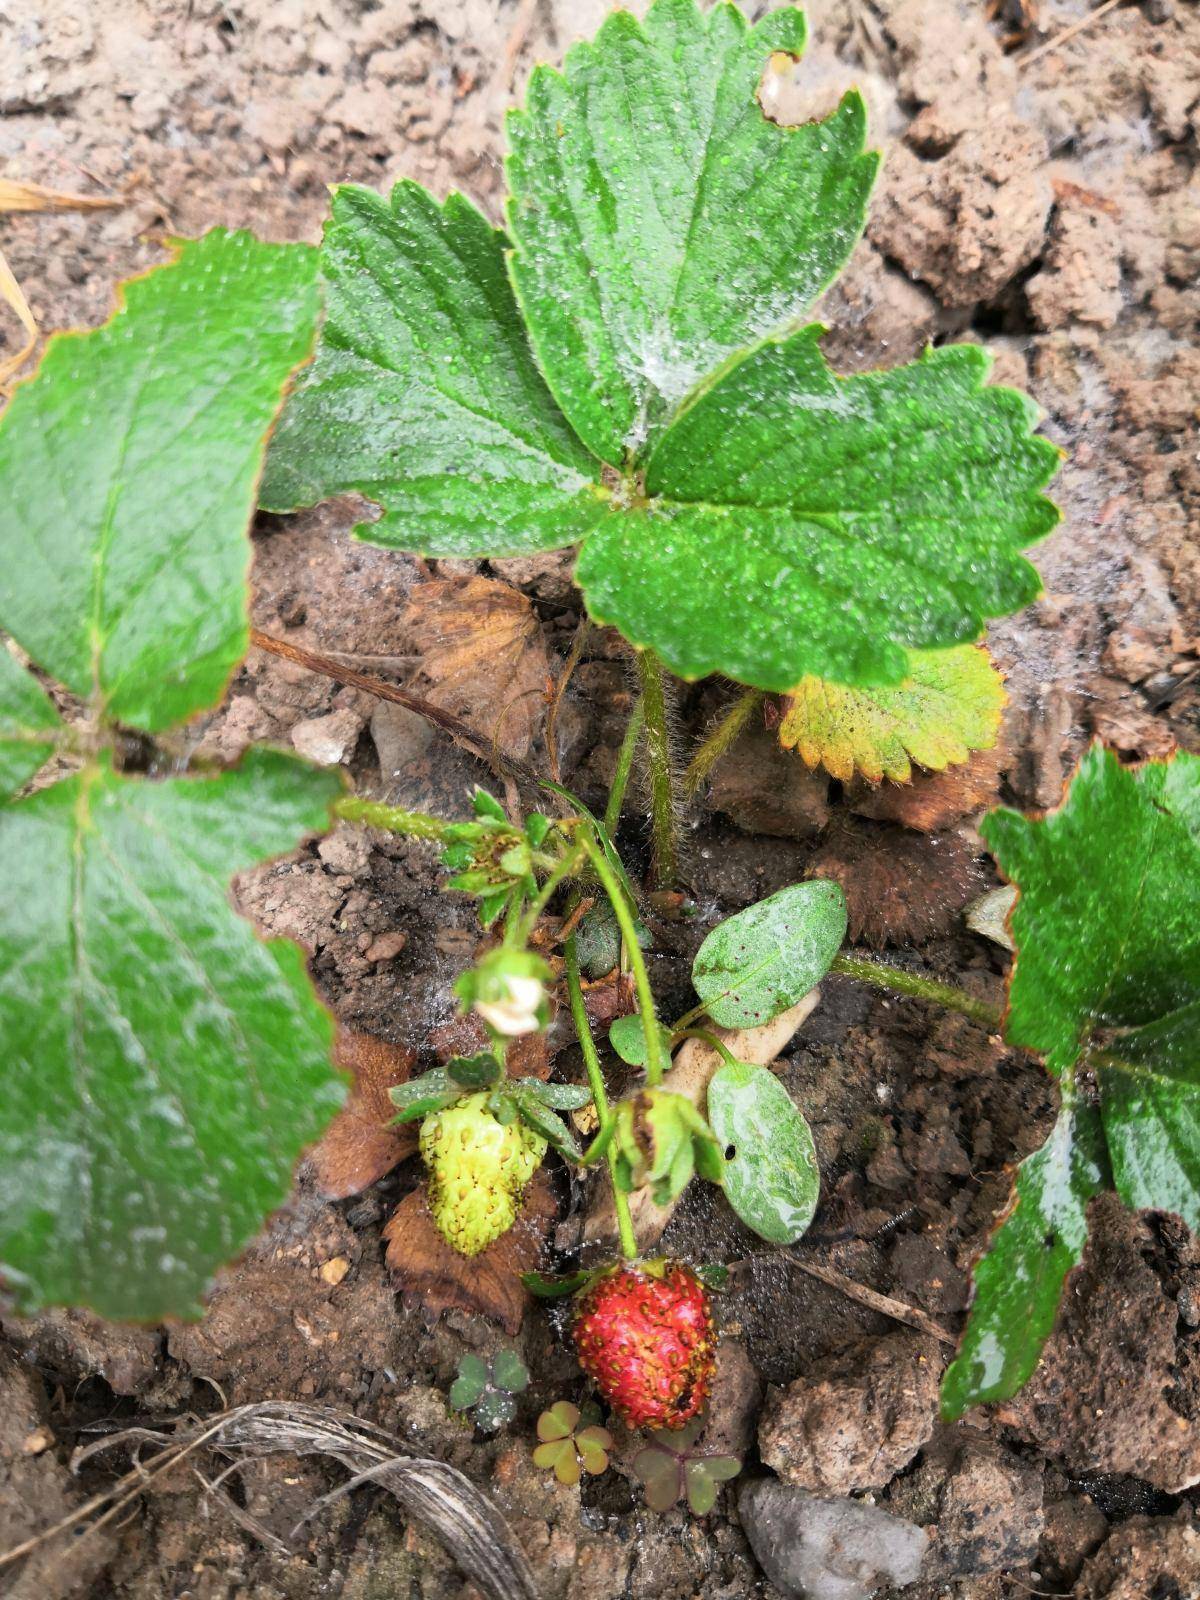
<box><xmin>603</xmin><ymin>693</ymin><xmax>645</xmax><ymax>836</ymax></box>
<box><xmin>334</xmin><ymin>796</ymin><xmax>452</xmax><ymax>839</ymax></box>
<box><xmin>514</xmin><ymin>844</ymin><xmax>586</xmax><ymax>948</ymax></box>
<box><xmin>831</xmin><ymin>953</ymin><xmax>1002</xmax><ymax>1031</ymax></box>
<box><xmin>565</xmin><ymin>937</ymin><xmax>638</xmax><ymax>1261</ymax></box>
<box><xmin>635</xmin><ymin>649</ymin><xmax>678</xmax><ymax>887</ymax></box>
<box><xmin>685</xmin><ymin>686</ymin><xmax>765</xmax><ymax>797</ymax></box>
<box><xmin>578</xmin><ymin>827</ymin><xmax>665</xmax><ymax>1087</ymax></box>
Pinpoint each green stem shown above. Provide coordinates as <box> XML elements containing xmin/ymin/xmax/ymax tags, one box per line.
<box><xmin>668</xmin><ymin>999</ymin><xmax>708</xmax><ymax>1035</ymax></box>
<box><xmin>685</xmin><ymin>687</ymin><xmax>765</xmax><ymax>797</ymax></box>
<box><xmin>335</xmin><ymin>796</ymin><xmax>451</xmax><ymax>840</ymax></box>
<box><xmin>636</xmin><ymin>650</ymin><xmax>678</xmax><ymax>888</ymax></box>
<box><xmin>675</xmin><ymin>1028</ymin><xmax>740</xmax><ymax>1068</ymax></box>
<box><xmin>578</xmin><ymin>827</ymin><xmax>666</xmax><ymax>1086</ymax></box>
<box><xmin>565</xmin><ymin>936</ymin><xmax>638</xmax><ymax>1261</ymax></box>
<box><xmin>830</xmin><ymin>953</ymin><xmax>1002</xmax><ymax>1031</ymax></box>
<box><xmin>603</xmin><ymin>693</ymin><xmax>645</xmax><ymax>836</ymax></box>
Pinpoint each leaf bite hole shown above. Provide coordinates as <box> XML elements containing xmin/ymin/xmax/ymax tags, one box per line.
<box><xmin>724</xmin><ymin>1145</ymin><xmax>737</xmax><ymax>1161</ymax></box>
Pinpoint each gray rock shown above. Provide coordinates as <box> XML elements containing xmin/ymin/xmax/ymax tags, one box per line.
<box><xmin>739</xmin><ymin>1478</ymin><xmax>927</xmax><ymax>1600</ymax></box>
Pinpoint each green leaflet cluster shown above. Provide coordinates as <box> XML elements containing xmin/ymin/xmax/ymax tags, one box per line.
<box><xmin>0</xmin><ymin>231</ymin><xmax>346</xmax><ymax>1320</ymax></box>
<box><xmin>942</xmin><ymin>746</ymin><xmax>1200</xmax><ymax>1418</ymax></box>
<box><xmin>262</xmin><ymin>0</ymin><xmax>1060</xmax><ymax>693</ymax></box>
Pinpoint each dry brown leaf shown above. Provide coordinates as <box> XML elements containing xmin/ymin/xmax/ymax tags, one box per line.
<box><xmin>807</xmin><ymin>822</ymin><xmax>983</xmax><ymax>949</ymax></box>
<box><xmin>847</xmin><ymin>736</ymin><xmax>1010</xmax><ymax>832</ymax></box>
<box><xmin>0</xmin><ymin>179</ymin><xmax>120</xmax><ymax>214</ymax></box>
<box><xmin>0</xmin><ymin>243</ymin><xmax>37</xmax><ymax>389</ymax></box>
<box><xmin>309</xmin><ymin>1030</ymin><xmax>418</xmax><ymax>1200</ymax></box>
<box><xmin>581</xmin><ymin>970</ymin><xmax>636</xmax><ymax>1028</ymax></box>
<box><xmin>404</xmin><ymin>576</ymin><xmax>551</xmax><ymax>760</ymax></box>
<box><xmin>383</xmin><ymin>1171</ymin><xmax>557</xmax><ymax>1333</ymax></box>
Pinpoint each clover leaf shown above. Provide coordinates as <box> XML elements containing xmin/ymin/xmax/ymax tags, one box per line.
<box><xmin>449</xmin><ymin>1348</ymin><xmax>530</xmax><ymax>1432</ymax></box>
<box><xmin>779</xmin><ymin>644</ymin><xmax>1006</xmax><ymax>784</ymax></box>
<box><xmin>632</xmin><ymin>1417</ymin><xmax>743</xmax><ymax>1515</ymax></box>
<box><xmin>532</xmin><ymin>1401</ymin><xmax>613</xmax><ymax>1485</ymax></box>
<box><xmin>942</xmin><ymin>746</ymin><xmax>1200</xmax><ymax>1418</ymax></box>
<box><xmin>264</xmin><ymin>0</ymin><xmax>1059</xmax><ymax>694</ymax></box>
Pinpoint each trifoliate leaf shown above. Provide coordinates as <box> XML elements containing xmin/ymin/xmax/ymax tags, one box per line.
<box><xmin>779</xmin><ymin>645</ymin><xmax>1006</xmax><ymax>783</ymax></box>
<box><xmin>0</xmin><ymin>749</ymin><xmax>344</xmax><ymax>1320</ymax></box>
<box><xmin>505</xmin><ymin>0</ymin><xmax>878</xmax><ymax>464</ymax></box>
<box><xmin>262</xmin><ymin>182</ymin><xmax>606</xmax><ymax>557</ymax></box>
<box><xmin>0</xmin><ymin>647</ymin><xmax>60</xmax><ymax>798</ymax></box>
<box><xmin>940</xmin><ymin>1090</ymin><xmax>1109</xmax><ymax>1419</ymax></box>
<box><xmin>578</xmin><ymin>338</ymin><xmax>1058</xmax><ymax>690</ymax></box>
<box><xmin>268</xmin><ymin>7</ymin><xmax>1058</xmax><ymax>695</ymax></box>
<box><xmin>0</xmin><ymin>231</ymin><xmax>319</xmax><ymax>733</ymax></box>
<box><xmin>707</xmin><ymin>1060</ymin><xmax>819</xmax><ymax>1244</ymax></box>
<box><xmin>692</xmin><ymin>881</ymin><xmax>846</xmax><ymax>1029</ymax></box>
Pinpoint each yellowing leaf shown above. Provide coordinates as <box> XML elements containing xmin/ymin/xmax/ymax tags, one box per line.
<box><xmin>779</xmin><ymin>645</ymin><xmax>1006</xmax><ymax>784</ymax></box>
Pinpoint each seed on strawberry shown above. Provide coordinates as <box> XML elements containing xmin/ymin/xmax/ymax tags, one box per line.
<box><xmin>571</xmin><ymin>1261</ymin><xmax>715</xmax><ymax>1430</ymax></box>
<box><xmin>420</xmin><ymin>1093</ymin><xmax>546</xmax><ymax>1257</ymax></box>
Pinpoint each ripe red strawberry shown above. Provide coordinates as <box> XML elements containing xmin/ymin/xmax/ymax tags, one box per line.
<box><xmin>571</xmin><ymin>1261</ymin><xmax>715</xmax><ymax>1430</ymax></box>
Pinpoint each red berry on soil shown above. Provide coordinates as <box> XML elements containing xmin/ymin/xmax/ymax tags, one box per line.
<box><xmin>570</xmin><ymin>1261</ymin><xmax>715</xmax><ymax>1430</ymax></box>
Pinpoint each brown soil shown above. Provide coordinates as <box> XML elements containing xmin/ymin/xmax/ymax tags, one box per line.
<box><xmin>3</xmin><ymin>0</ymin><xmax>1199</xmax><ymax>1596</ymax></box>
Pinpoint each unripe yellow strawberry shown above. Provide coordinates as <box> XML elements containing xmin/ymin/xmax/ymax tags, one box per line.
<box><xmin>419</xmin><ymin>1093</ymin><xmax>547</xmax><ymax>1256</ymax></box>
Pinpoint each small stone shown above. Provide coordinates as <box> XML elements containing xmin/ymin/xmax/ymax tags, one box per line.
<box><xmin>319</xmin><ymin>1257</ymin><xmax>350</xmax><ymax>1287</ymax></box>
<box><xmin>364</xmin><ymin>931</ymin><xmax>408</xmax><ymax>964</ymax></box>
<box><xmin>739</xmin><ymin>1478</ymin><xmax>927</xmax><ymax>1600</ymax></box>
<box><xmin>759</xmin><ymin>1331</ymin><xmax>941</xmax><ymax>1494</ymax></box>
<box><xmin>291</xmin><ymin>710</ymin><xmax>363</xmax><ymax>767</ymax></box>
<box><xmin>21</xmin><ymin>1426</ymin><xmax>53</xmax><ymax>1455</ymax></box>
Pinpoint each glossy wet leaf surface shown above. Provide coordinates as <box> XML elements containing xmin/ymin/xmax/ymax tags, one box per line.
<box><xmin>0</xmin><ymin>231</ymin><xmax>319</xmax><ymax>732</ymax></box>
<box><xmin>940</xmin><ymin>1092</ymin><xmax>1109</xmax><ymax>1419</ymax></box>
<box><xmin>943</xmin><ymin>746</ymin><xmax>1200</xmax><ymax>1417</ymax></box>
<box><xmin>262</xmin><ymin>182</ymin><xmax>605</xmax><ymax>557</ymax></box>
<box><xmin>271</xmin><ymin>1</ymin><xmax>1059</xmax><ymax>694</ymax></box>
<box><xmin>579</xmin><ymin>339</ymin><xmax>1057</xmax><ymax>690</ymax></box>
<box><xmin>707</xmin><ymin>1059</ymin><xmax>819</xmax><ymax>1243</ymax></box>
<box><xmin>0</xmin><ymin>749</ymin><xmax>344</xmax><ymax>1319</ymax></box>
<box><xmin>779</xmin><ymin>644</ymin><xmax>1006</xmax><ymax>783</ymax></box>
<box><xmin>505</xmin><ymin>0</ymin><xmax>876</xmax><ymax>464</ymax></box>
<box><xmin>692</xmin><ymin>880</ymin><xmax>846</xmax><ymax>1028</ymax></box>
<box><xmin>0</xmin><ymin>647</ymin><xmax>60</xmax><ymax>798</ymax></box>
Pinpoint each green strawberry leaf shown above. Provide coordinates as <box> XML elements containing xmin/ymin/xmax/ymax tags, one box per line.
<box><xmin>984</xmin><ymin>746</ymin><xmax>1200</xmax><ymax>1082</ymax></box>
<box><xmin>0</xmin><ymin>748</ymin><xmax>344</xmax><ymax>1320</ymax></box>
<box><xmin>692</xmin><ymin>881</ymin><xmax>847</xmax><ymax>1029</ymax></box>
<box><xmin>0</xmin><ymin>231</ymin><xmax>319</xmax><ymax>733</ymax></box>
<box><xmin>707</xmin><ymin>1060</ymin><xmax>819</xmax><ymax>1244</ymax></box>
<box><xmin>261</xmin><ymin>182</ymin><xmax>606</xmax><ymax>557</ymax></box>
<box><xmin>609</xmin><ymin>1014</ymin><xmax>674</xmax><ymax>1068</ymax></box>
<box><xmin>779</xmin><ymin>644</ymin><xmax>1006</xmax><ymax>783</ymax></box>
<box><xmin>942</xmin><ymin>745</ymin><xmax>1200</xmax><ymax>1418</ymax></box>
<box><xmin>577</xmin><ymin>338</ymin><xmax>1058</xmax><ymax>690</ymax></box>
<box><xmin>505</xmin><ymin>0</ymin><xmax>878</xmax><ymax>464</ymax></box>
<box><xmin>521</xmin><ymin>1268</ymin><xmax>595</xmax><ymax>1299</ymax></box>
<box><xmin>941</xmin><ymin>1090</ymin><xmax>1109</xmax><ymax>1420</ymax></box>
<box><xmin>0</xmin><ymin>648</ymin><xmax>61</xmax><ymax>799</ymax></box>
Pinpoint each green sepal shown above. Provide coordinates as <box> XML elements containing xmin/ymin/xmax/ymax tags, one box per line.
<box><xmin>390</xmin><ymin>1068</ymin><xmax>459</xmax><ymax>1123</ymax></box>
<box><xmin>448</xmin><ymin>1051</ymin><xmax>504</xmax><ymax>1090</ymax></box>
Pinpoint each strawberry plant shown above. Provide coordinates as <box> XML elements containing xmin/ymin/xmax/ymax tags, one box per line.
<box><xmin>0</xmin><ymin>0</ymin><xmax>1196</xmax><ymax>1478</ymax></box>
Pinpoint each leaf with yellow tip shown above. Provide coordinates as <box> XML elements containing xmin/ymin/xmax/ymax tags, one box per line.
<box><xmin>778</xmin><ymin>646</ymin><xmax>1006</xmax><ymax>784</ymax></box>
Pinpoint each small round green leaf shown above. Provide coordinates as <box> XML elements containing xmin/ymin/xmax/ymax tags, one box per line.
<box><xmin>707</xmin><ymin>1061</ymin><xmax>819</xmax><ymax>1244</ymax></box>
<box><xmin>609</xmin><ymin>1014</ymin><xmax>673</xmax><ymax>1067</ymax></box>
<box><xmin>692</xmin><ymin>882</ymin><xmax>847</xmax><ymax>1029</ymax></box>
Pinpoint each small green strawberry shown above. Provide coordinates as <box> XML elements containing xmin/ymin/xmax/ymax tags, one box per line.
<box><xmin>420</xmin><ymin>1092</ymin><xmax>547</xmax><ymax>1256</ymax></box>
